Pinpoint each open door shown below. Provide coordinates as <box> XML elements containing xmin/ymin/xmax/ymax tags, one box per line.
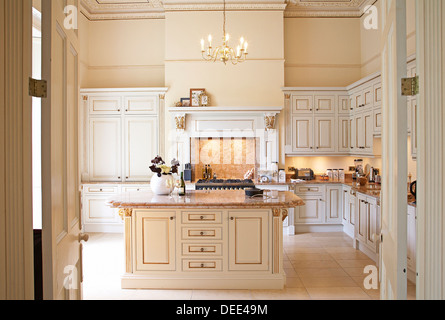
<box><xmin>41</xmin><ymin>0</ymin><xmax>85</xmax><ymax>300</ymax></box>
<box><xmin>379</xmin><ymin>0</ymin><xmax>408</xmax><ymax>300</ymax></box>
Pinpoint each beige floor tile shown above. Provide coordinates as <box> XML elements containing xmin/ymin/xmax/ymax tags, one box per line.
<box><xmin>287</xmin><ymin>253</ymin><xmax>334</xmax><ymax>261</ymax></box>
<box><xmin>329</xmin><ymin>251</ymin><xmax>372</xmax><ymax>261</ymax></box>
<box><xmin>250</xmin><ymin>288</ymin><xmax>311</xmax><ymax>300</ymax></box>
<box><xmin>283</xmin><ymin>260</ymin><xmax>294</xmax><ymax>268</ymax></box>
<box><xmin>284</xmin><ymin>247</ymin><xmax>328</xmax><ymax>254</ymax></box>
<box><xmin>351</xmin><ymin>276</ymin><xmax>380</xmax><ymax>299</ymax></box>
<box><xmin>292</xmin><ymin>260</ymin><xmax>341</xmax><ymax>269</ymax></box>
<box><xmin>284</xmin><ymin>277</ymin><xmax>305</xmax><ymax>288</ymax></box>
<box><xmin>324</xmin><ymin>247</ymin><xmax>362</xmax><ymax>254</ymax></box>
<box><xmin>336</xmin><ymin>259</ymin><xmax>376</xmax><ymax>269</ymax></box>
<box><xmin>284</xmin><ymin>268</ymin><xmax>299</xmax><ymax>278</ymax></box>
<box><xmin>407</xmin><ymin>285</ymin><xmax>417</xmax><ymax>300</ymax></box>
<box><xmin>285</xmin><ymin>241</ymin><xmax>323</xmax><ymax>248</ymax></box>
<box><xmin>343</xmin><ymin>267</ymin><xmax>371</xmax><ymax>277</ymax></box>
<box><xmin>300</xmin><ymin>276</ymin><xmax>358</xmax><ymax>288</ymax></box>
<box><xmin>306</xmin><ymin>287</ymin><xmax>371</xmax><ymax>300</ymax></box>
<box><xmin>191</xmin><ymin>290</ymin><xmax>252</xmax><ymax>300</ymax></box>
<box><xmin>296</xmin><ymin>268</ymin><xmax>349</xmax><ymax>278</ymax></box>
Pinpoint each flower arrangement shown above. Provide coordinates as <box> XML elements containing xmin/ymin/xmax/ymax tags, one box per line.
<box><xmin>150</xmin><ymin>156</ymin><xmax>180</xmax><ymax>177</ymax></box>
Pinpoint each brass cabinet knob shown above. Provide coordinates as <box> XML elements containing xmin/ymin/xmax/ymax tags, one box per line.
<box><xmin>78</xmin><ymin>233</ymin><xmax>89</xmax><ymax>243</ymax></box>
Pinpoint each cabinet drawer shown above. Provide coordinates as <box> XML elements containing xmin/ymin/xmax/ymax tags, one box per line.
<box><xmin>89</xmin><ymin>96</ymin><xmax>122</xmax><ymax>114</ymax></box>
<box><xmin>295</xmin><ymin>185</ymin><xmax>325</xmax><ymax>194</ymax></box>
<box><xmin>181</xmin><ymin>211</ymin><xmax>222</xmax><ymax>224</ymax></box>
<box><xmin>85</xmin><ymin>186</ymin><xmax>118</xmax><ymax>194</ymax></box>
<box><xmin>121</xmin><ymin>186</ymin><xmax>151</xmax><ymax>193</ymax></box>
<box><xmin>182</xmin><ymin>243</ymin><xmax>222</xmax><ymax>256</ymax></box>
<box><xmin>182</xmin><ymin>259</ymin><xmax>222</xmax><ymax>272</ymax></box>
<box><xmin>182</xmin><ymin>227</ymin><xmax>222</xmax><ymax>240</ymax></box>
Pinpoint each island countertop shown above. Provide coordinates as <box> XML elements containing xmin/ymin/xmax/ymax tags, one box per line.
<box><xmin>108</xmin><ymin>190</ymin><xmax>304</xmax><ymax>209</ymax></box>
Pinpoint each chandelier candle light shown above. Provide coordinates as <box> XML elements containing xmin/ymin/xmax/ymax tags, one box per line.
<box><xmin>201</xmin><ymin>0</ymin><xmax>248</xmax><ymax>65</ymax></box>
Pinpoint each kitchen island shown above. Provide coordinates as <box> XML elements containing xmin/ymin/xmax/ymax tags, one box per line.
<box><xmin>108</xmin><ymin>190</ymin><xmax>304</xmax><ymax>289</ymax></box>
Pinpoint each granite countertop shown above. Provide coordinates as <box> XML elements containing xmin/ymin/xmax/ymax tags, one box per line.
<box><xmin>108</xmin><ymin>190</ymin><xmax>305</xmax><ymax>209</ymax></box>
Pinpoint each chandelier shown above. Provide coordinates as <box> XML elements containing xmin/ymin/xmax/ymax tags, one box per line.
<box><xmin>200</xmin><ymin>0</ymin><xmax>248</xmax><ymax>65</ymax></box>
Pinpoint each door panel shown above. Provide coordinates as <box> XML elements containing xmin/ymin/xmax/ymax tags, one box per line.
<box><xmin>292</xmin><ymin>116</ymin><xmax>313</xmax><ymax>153</ymax></box>
<box><xmin>314</xmin><ymin>117</ymin><xmax>335</xmax><ymax>152</ymax></box>
<box><xmin>41</xmin><ymin>0</ymin><xmax>82</xmax><ymax>300</ymax></box>
<box><xmin>380</xmin><ymin>0</ymin><xmax>408</xmax><ymax>300</ymax></box>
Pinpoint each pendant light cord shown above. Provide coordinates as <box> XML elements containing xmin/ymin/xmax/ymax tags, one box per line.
<box><xmin>223</xmin><ymin>0</ymin><xmax>226</xmax><ymax>41</ymax></box>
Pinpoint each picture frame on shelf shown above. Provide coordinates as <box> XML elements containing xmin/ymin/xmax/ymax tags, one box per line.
<box><xmin>200</xmin><ymin>94</ymin><xmax>209</xmax><ymax>107</ymax></box>
<box><xmin>190</xmin><ymin>88</ymin><xmax>206</xmax><ymax>107</ymax></box>
<box><xmin>180</xmin><ymin>98</ymin><xmax>190</xmax><ymax>107</ymax></box>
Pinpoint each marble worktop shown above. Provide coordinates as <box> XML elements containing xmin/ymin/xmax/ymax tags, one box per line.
<box><xmin>108</xmin><ymin>190</ymin><xmax>305</xmax><ymax>209</ymax></box>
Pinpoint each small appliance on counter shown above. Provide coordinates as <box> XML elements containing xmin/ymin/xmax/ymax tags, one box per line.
<box><xmin>410</xmin><ymin>180</ymin><xmax>417</xmax><ymax>204</ymax></box>
<box><xmin>352</xmin><ymin>159</ymin><xmax>364</xmax><ymax>180</ymax></box>
<box><xmin>184</xmin><ymin>163</ymin><xmax>192</xmax><ymax>182</ymax></box>
<box><xmin>368</xmin><ymin>167</ymin><xmax>379</xmax><ymax>183</ymax></box>
<box><xmin>289</xmin><ymin>167</ymin><xmax>315</xmax><ymax>181</ymax></box>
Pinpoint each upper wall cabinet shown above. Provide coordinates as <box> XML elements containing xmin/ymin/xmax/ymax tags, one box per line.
<box><xmin>80</xmin><ymin>88</ymin><xmax>168</xmax><ymax>182</ymax></box>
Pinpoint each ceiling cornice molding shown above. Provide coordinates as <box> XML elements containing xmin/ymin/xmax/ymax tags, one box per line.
<box><xmin>80</xmin><ymin>0</ymin><xmax>377</xmax><ymax>20</ymax></box>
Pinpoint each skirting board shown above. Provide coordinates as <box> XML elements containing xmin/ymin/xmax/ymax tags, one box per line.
<box><xmin>121</xmin><ymin>274</ymin><xmax>286</xmax><ymax>290</ymax></box>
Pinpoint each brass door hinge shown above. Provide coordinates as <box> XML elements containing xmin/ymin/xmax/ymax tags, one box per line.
<box><xmin>29</xmin><ymin>78</ymin><xmax>47</xmax><ymax>98</ymax></box>
<box><xmin>401</xmin><ymin>76</ymin><xmax>419</xmax><ymax>96</ymax></box>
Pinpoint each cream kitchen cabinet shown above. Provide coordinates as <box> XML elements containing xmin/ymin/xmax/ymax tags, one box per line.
<box><xmin>342</xmin><ymin>186</ymin><xmax>356</xmax><ymax>238</ymax></box>
<box><xmin>326</xmin><ymin>186</ymin><xmax>342</xmax><ymax>224</ymax></box>
<box><xmin>338</xmin><ymin>116</ymin><xmax>350</xmax><ymax>153</ymax></box>
<box><xmin>314</xmin><ymin>116</ymin><xmax>336</xmax><ymax>153</ymax></box>
<box><xmin>228</xmin><ymin>210</ymin><xmax>270</xmax><ymax>271</ymax></box>
<box><xmin>352</xmin><ymin>111</ymin><xmax>374</xmax><ymax>156</ymax></box>
<box><xmin>134</xmin><ymin>210</ymin><xmax>176</xmax><ymax>272</ymax></box>
<box><xmin>351</xmin><ymin>84</ymin><xmax>373</xmax><ymax>112</ymax></box>
<box><xmin>81</xmin><ymin>88</ymin><xmax>167</xmax><ymax>182</ymax></box>
<box><xmin>355</xmin><ymin>193</ymin><xmax>381</xmax><ymax>259</ymax></box>
<box><xmin>291</xmin><ymin>116</ymin><xmax>313</xmax><ymax>153</ymax></box>
<box><xmin>290</xmin><ymin>116</ymin><xmax>336</xmax><ymax>154</ymax></box>
<box><xmin>290</xmin><ymin>92</ymin><xmax>337</xmax><ymax>115</ymax></box>
<box><xmin>89</xmin><ymin>117</ymin><xmax>122</xmax><ymax>182</ymax></box>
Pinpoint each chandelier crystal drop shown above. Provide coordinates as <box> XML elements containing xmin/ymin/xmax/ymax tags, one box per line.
<box><xmin>200</xmin><ymin>0</ymin><xmax>248</xmax><ymax>65</ymax></box>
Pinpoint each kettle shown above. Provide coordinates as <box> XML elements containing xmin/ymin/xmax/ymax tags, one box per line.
<box><xmin>368</xmin><ymin>167</ymin><xmax>376</xmax><ymax>182</ymax></box>
<box><xmin>410</xmin><ymin>181</ymin><xmax>417</xmax><ymax>204</ymax></box>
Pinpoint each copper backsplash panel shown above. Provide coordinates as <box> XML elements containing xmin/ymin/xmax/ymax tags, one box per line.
<box><xmin>190</xmin><ymin>137</ymin><xmax>259</xmax><ymax>180</ymax></box>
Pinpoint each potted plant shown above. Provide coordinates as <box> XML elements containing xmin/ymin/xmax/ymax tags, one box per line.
<box><xmin>149</xmin><ymin>156</ymin><xmax>180</xmax><ymax>195</ymax></box>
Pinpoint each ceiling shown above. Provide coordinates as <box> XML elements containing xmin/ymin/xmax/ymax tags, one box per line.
<box><xmin>80</xmin><ymin>0</ymin><xmax>375</xmax><ymax>20</ymax></box>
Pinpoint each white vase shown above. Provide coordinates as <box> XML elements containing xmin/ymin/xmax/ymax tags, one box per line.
<box><xmin>150</xmin><ymin>174</ymin><xmax>174</xmax><ymax>195</ymax></box>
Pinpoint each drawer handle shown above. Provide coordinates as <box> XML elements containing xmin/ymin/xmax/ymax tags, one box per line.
<box><xmin>201</xmin><ymin>263</ymin><xmax>204</xmax><ymax>268</ymax></box>
<box><xmin>230</xmin><ymin>217</ymin><xmax>234</xmax><ymax>221</ymax></box>
<box><xmin>170</xmin><ymin>217</ymin><xmax>174</xmax><ymax>220</ymax></box>
<box><xmin>200</xmin><ymin>248</ymin><xmax>205</xmax><ymax>252</ymax></box>
<box><xmin>200</xmin><ymin>231</ymin><xmax>204</xmax><ymax>235</ymax></box>
<box><xmin>200</xmin><ymin>216</ymin><xmax>204</xmax><ymax>220</ymax></box>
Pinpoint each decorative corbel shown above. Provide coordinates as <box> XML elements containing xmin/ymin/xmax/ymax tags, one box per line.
<box><xmin>118</xmin><ymin>208</ymin><xmax>133</xmax><ymax>221</ymax></box>
<box><xmin>175</xmin><ymin>113</ymin><xmax>186</xmax><ymax>131</ymax></box>
<box><xmin>264</xmin><ymin>113</ymin><xmax>277</xmax><ymax>131</ymax></box>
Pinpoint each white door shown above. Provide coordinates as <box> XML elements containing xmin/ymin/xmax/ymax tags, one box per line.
<box><xmin>124</xmin><ymin>116</ymin><xmax>157</xmax><ymax>181</ymax></box>
<box><xmin>89</xmin><ymin>117</ymin><xmax>122</xmax><ymax>181</ymax></box>
<box><xmin>41</xmin><ymin>0</ymin><xmax>84</xmax><ymax>300</ymax></box>
<box><xmin>380</xmin><ymin>0</ymin><xmax>408</xmax><ymax>300</ymax></box>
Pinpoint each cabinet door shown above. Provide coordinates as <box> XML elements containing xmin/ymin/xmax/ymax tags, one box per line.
<box><xmin>292</xmin><ymin>116</ymin><xmax>313</xmax><ymax>153</ymax></box>
<box><xmin>124</xmin><ymin>95</ymin><xmax>158</xmax><ymax>115</ymax></box>
<box><xmin>338</xmin><ymin>95</ymin><xmax>351</xmax><ymax>114</ymax></box>
<box><xmin>354</xmin><ymin>114</ymin><xmax>365</xmax><ymax>150</ymax></box>
<box><xmin>373</xmin><ymin>108</ymin><xmax>382</xmax><ymax>134</ymax></box>
<box><xmin>373</xmin><ymin>81</ymin><xmax>382</xmax><ymax>107</ymax></box>
<box><xmin>292</xmin><ymin>95</ymin><xmax>313</xmax><ymax>114</ymax></box>
<box><xmin>314</xmin><ymin>117</ymin><xmax>335</xmax><ymax>153</ymax></box>
<box><xmin>83</xmin><ymin>195</ymin><xmax>120</xmax><ymax>224</ymax></box>
<box><xmin>89</xmin><ymin>117</ymin><xmax>122</xmax><ymax>181</ymax></box>
<box><xmin>362</xmin><ymin>85</ymin><xmax>373</xmax><ymax>110</ymax></box>
<box><xmin>349</xmin><ymin>116</ymin><xmax>356</xmax><ymax>153</ymax></box>
<box><xmin>295</xmin><ymin>195</ymin><xmax>325</xmax><ymax>224</ymax></box>
<box><xmin>228</xmin><ymin>210</ymin><xmax>269</xmax><ymax>271</ymax></box>
<box><xmin>349</xmin><ymin>193</ymin><xmax>356</xmax><ymax>227</ymax></box>
<box><xmin>314</xmin><ymin>95</ymin><xmax>335</xmax><ymax>114</ymax></box>
<box><xmin>124</xmin><ymin>116</ymin><xmax>158</xmax><ymax>181</ymax></box>
<box><xmin>134</xmin><ymin>210</ymin><xmax>176</xmax><ymax>271</ymax></box>
<box><xmin>366</xmin><ymin>197</ymin><xmax>378</xmax><ymax>251</ymax></box>
<box><xmin>352</xmin><ymin>91</ymin><xmax>363</xmax><ymax>111</ymax></box>
<box><xmin>342</xmin><ymin>188</ymin><xmax>350</xmax><ymax>225</ymax></box>
<box><xmin>356</xmin><ymin>194</ymin><xmax>367</xmax><ymax>243</ymax></box>
<box><xmin>338</xmin><ymin>117</ymin><xmax>350</xmax><ymax>153</ymax></box>
<box><xmin>326</xmin><ymin>186</ymin><xmax>342</xmax><ymax>224</ymax></box>
<box><xmin>88</xmin><ymin>95</ymin><xmax>122</xmax><ymax>115</ymax></box>
<box><xmin>407</xmin><ymin>205</ymin><xmax>416</xmax><ymax>271</ymax></box>
<box><xmin>363</xmin><ymin>111</ymin><xmax>374</xmax><ymax>153</ymax></box>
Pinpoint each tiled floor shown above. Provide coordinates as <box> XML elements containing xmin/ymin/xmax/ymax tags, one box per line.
<box><xmin>82</xmin><ymin>232</ymin><xmax>416</xmax><ymax>300</ymax></box>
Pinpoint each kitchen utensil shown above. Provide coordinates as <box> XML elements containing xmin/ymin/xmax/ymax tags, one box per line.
<box><xmin>358</xmin><ymin>177</ymin><xmax>368</xmax><ymax>186</ymax></box>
